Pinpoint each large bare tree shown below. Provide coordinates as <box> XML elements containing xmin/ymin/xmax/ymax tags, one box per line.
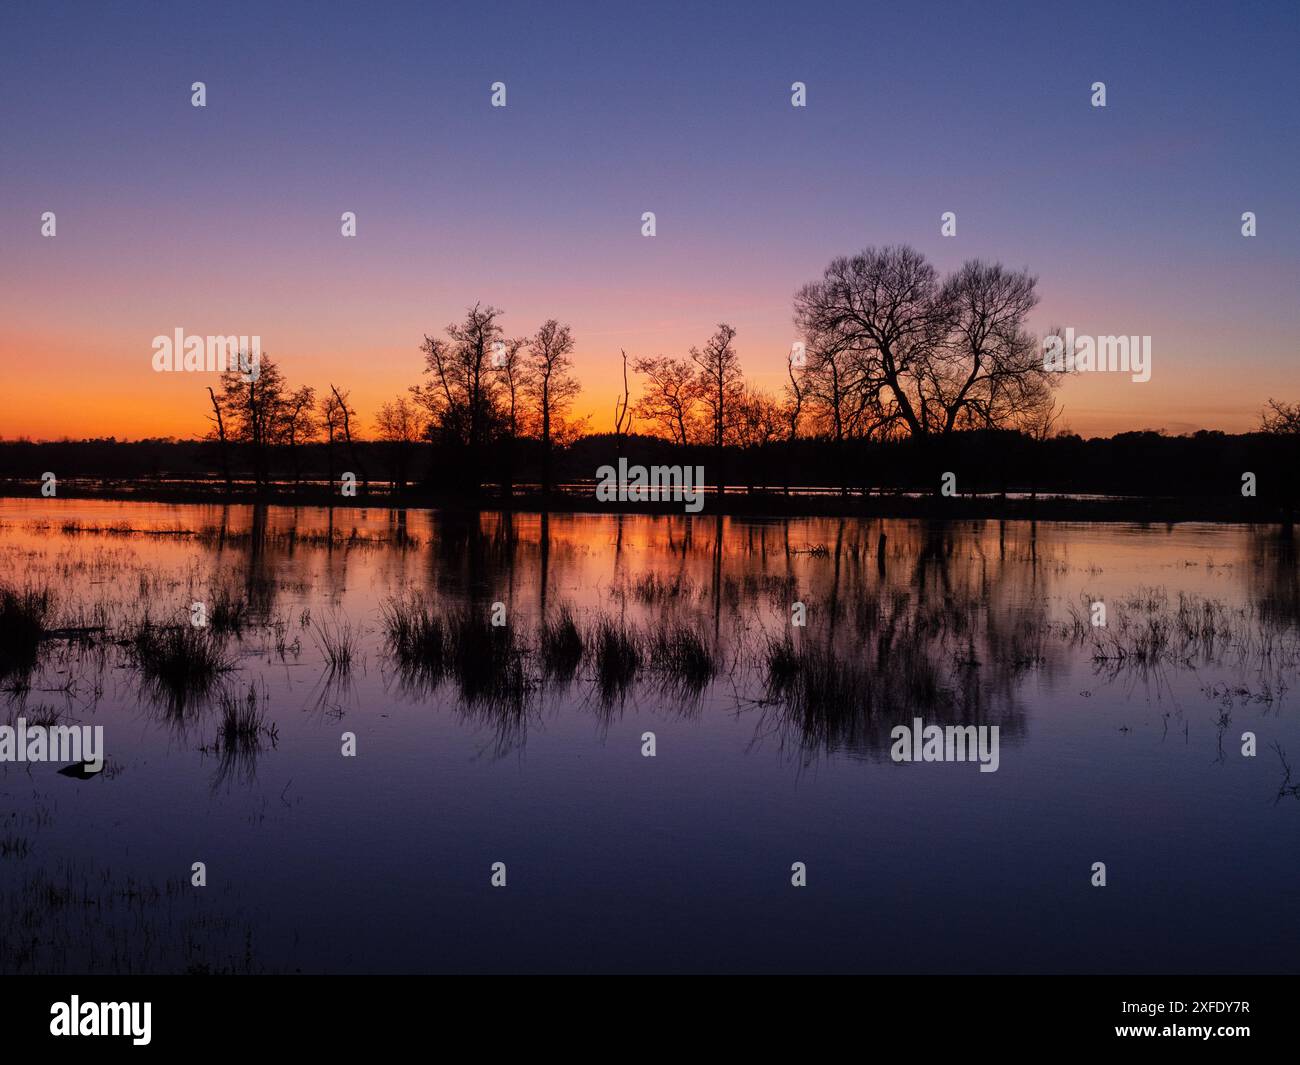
<box><xmin>794</xmin><ymin>246</ymin><xmax>1062</xmax><ymax>441</ymax></box>
<box><xmin>931</xmin><ymin>260</ymin><xmax>1057</xmax><ymax>434</ymax></box>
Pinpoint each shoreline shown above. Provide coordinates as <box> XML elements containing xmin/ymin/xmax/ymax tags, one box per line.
<box><xmin>0</xmin><ymin>482</ymin><xmax>1288</xmax><ymax>526</ymax></box>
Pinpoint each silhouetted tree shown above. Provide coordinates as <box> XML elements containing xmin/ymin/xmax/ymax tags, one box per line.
<box><xmin>494</xmin><ymin>336</ymin><xmax>530</xmax><ymax>497</ymax></box>
<box><xmin>783</xmin><ymin>356</ymin><xmax>805</xmax><ymax>442</ymax></box>
<box><xmin>690</xmin><ymin>324</ymin><xmax>743</xmax><ymax>445</ymax></box>
<box><xmin>525</xmin><ymin>320</ymin><xmax>580</xmax><ymax>495</ymax></box>
<box><xmin>690</xmin><ymin>323</ymin><xmax>743</xmax><ymax>497</ymax></box>
<box><xmin>374</xmin><ymin>395</ymin><xmax>426</xmax><ymax>492</ymax></box>
<box><xmin>214</xmin><ymin>354</ymin><xmax>287</xmax><ymax>488</ymax></box>
<box><xmin>1262</xmin><ymin>399</ymin><xmax>1300</xmax><ymax>435</ymax></box>
<box><xmin>613</xmin><ymin>349</ymin><xmax>633</xmax><ymax>437</ymax></box>
<box><xmin>735</xmin><ymin>388</ymin><xmax>783</xmax><ymax>491</ymax></box>
<box><xmin>794</xmin><ymin>246</ymin><xmax>944</xmax><ymax>441</ymax></box>
<box><xmin>205</xmin><ymin>385</ymin><xmax>232</xmax><ymax>491</ymax></box>
<box><xmin>277</xmin><ymin>385</ymin><xmax>317</xmax><ymax>485</ymax></box>
<box><xmin>633</xmin><ymin>355</ymin><xmax>698</xmax><ymax>445</ymax></box>
<box><xmin>412</xmin><ymin>303</ymin><xmax>506</xmax><ymax>493</ymax></box>
<box><xmin>936</xmin><ymin>260</ymin><xmax>1058</xmax><ymax>434</ymax></box>
<box><xmin>318</xmin><ymin>389</ymin><xmax>345</xmax><ymax>490</ymax></box>
<box><xmin>1261</xmin><ymin>398</ymin><xmax>1300</xmax><ymax>522</ymax></box>
<box><xmin>795</xmin><ymin>246</ymin><xmax>1060</xmax><ymax>441</ymax></box>
<box><xmin>329</xmin><ymin>384</ymin><xmax>366</xmax><ymax>493</ymax></box>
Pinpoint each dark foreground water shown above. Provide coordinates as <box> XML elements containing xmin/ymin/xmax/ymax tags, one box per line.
<box><xmin>2</xmin><ymin>499</ymin><xmax>1298</xmax><ymax>973</ymax></box>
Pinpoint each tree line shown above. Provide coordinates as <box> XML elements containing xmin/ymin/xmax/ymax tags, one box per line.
<box><xmin>193</xmin><ymin>243</ymin><xmax>1298</xmax><ymax>500</ymax></box>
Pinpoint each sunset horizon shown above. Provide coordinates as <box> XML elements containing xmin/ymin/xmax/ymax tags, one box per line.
<box><xmin>3</xmin><ymin>2</ymin><xmax>1296</xmax><ymax>445</ymax></box>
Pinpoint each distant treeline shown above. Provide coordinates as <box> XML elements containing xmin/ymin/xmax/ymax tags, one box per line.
<box><xmin>1</xmin><ymin>428</ymin><xmax>1297</xmax><ymax>510</ymax></box>
<box><xmin>5</xmin><ymin>242</ymin><xmax>1299</xmax><ymax>517</ymax></box>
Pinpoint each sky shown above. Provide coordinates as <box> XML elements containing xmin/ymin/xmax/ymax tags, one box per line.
<box><xmin>1</xmin><ymin>0</ymin><xmax>1297</xmax><ymax>441</ymax></box>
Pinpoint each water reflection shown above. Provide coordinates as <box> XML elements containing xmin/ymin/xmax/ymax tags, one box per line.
<box><xmin>3</xmin><ymin>500</ymin><xmax>1300</xmax><ymax>974</ymax></box>
<box><xmin>7</xmin><ymin>503</ymin><xmax>1296</xmax><ymax>764</ymax></box>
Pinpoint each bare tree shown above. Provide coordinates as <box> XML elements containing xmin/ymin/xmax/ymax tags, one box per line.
<box><xmin>690</xmin><ymin>324</ymin><xmax>744</xmax><ymax>446</ymax></box>
<box><xmin>329</xmin><ymin>384</ymin><xmax>366</xmax><ymax>493</ymax></box>
<box><xmin>213</xmin><ymin>354</ymin><xmax>287</xmax><ymax>488</ymax></box>
<box><xmin>794</xmin><ymin>246</ymin><xmax>1062</xmax><ymax>441</ymax></box>
<box><xmin>798</xmin><ymin>328</ymin><xmax>885</xmax><ymax>445</ymax></box>
<box><xmin>614</xmin><ymin>349</ymin><xmax>632</xmax><ymax>437</ymax></box>
<box><xmin>494</xmin><ymin>336</ymin><xmax>531</xmax><ymax>497</ymax></box>
<box><xmin>932</xmin><ymin>260</ymin><xmax>1059</xmax><ymax>434</ymax></box>
<box><xmin>277</xmin><ymin>385</ymin><xmax>317</xmax><ymax>485</ymax></box>
<box><xmin>410</xmin><ymin>303</ymin><xmax>507</xmax><ymax>493</ymax></box>
<box><xmin>374</xmin><ymin>395</ymin><xmax>427</xmax><ymax>492</ymax></box>
<box><xmin>1024</xmin><ymin>397</ymin><xmax>1064</xmax><ymax>443</ymax></box>
<box><xmin>782</xmin><ymin>355</ymin><xmax>805</xmax><ymax>442</ymax></box>
<box><xmin>206</xmin><ymin>385</ymin><xmax>232</xmax><ymax>491</ymax></box>
<box><xmin>735</xmin><ymin>388</ymin><xmax>783</xmax><ymax>490</ymax></box>
<box><xmin>633</xmin><ymin>355</ymin><xmax>698</xmax><ymax>445</ymax></box>
<box><xmin>318</xmin><ymin>390</ymin><xmax>345</xmax><ymax>490</ymax></box>
<box><xmin>494</xmin><ymin>337</ymin><xmax>532</xmax><ymax>439</ymax></box>
<box><xmin>690</xmin><ymin>323</ymin><xmax>743</xmax><ymax>497</ymax></box>
<box><xmin>412</xmin><ymin>303</ymin><xmax>504</xmax><ymax>450</ymax></box>
<box><xmin>794</xmin><ymin>246</ymin><xmax>945</xmax><ymax>440</ymax></box>
<box><xmin>525</xmin><ymin>320</ymin><xmax>580</xmax><ymax>495</ymax></box>
<box><xmin>1262</xmin><ymin>399</ymin><xmax>1300</xmax><ymax>435</ymax></box>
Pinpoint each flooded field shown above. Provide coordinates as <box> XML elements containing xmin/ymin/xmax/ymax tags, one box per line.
<box><xmin>2</xmin><ymin>498</ymin><xmax>1298</xmax><ymax>973</ymax></box>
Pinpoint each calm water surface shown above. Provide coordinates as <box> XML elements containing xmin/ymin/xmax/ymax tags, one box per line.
<box><xmin>2</xmin><ymin>499</ymin><xmax>1298</xmax><ymax>973</ymax></box>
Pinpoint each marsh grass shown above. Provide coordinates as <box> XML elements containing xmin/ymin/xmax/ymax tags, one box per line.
<box><xmin>312</xmin><ymin>616</ymin><xmax>359</xmax><ymax>674</ymax></box>
<box><xmin>645</xmin><ymin>619</ymin><xmax>717</xmax><ymax>695</ymax></box>
<box><xmin>214</xmin><ymin>684</ymin><xmax>275</xmax><ymax>748</ymax></box>
<box><xmin>381</xmin><ymin>594</ymin><xmax>446</xmax><ymax>681</ymax></box>
<box><xmin>1083</xmin><ymin>592</ymin><xmax>1299</xmax><ymax>680</ymax></box>
<box><xmin>761</xmin><ymin>611</ymin><xmax>962</xmax><ymax>752</ymax></box>
<box><xmin>592</xmin><ymin>617</ymin><xmax>641</xmax><ymax>704</ymax></box>
<box><xmin>128</xmin><ymin>619</ymin><xmax>232</xmax><ymax>706</ymax></box>
<box><xmin>446</xmin><ymin>609</ymin><xmax>530</xmax><ymax>710</ymax></box>
<box><xmin>765</xmin><ymin>634</ymin><xmax>872</xmax><ymax>722</ymax></box>
<box><xmin>383</xmin><ymin>595</ymin><xmax>531</xmax><ymax>711</ymax></box>
<box><xmin>0</xmin><ymin>584</ymin><xmax>53</xmax><ymax>681</ymax></box>
<box><xmin>538</xmin><ymin>606</ymin><xmax>584</xmax><ymax>681</ymax></box>
<box><xmin>201</xmin><ymin>683</ymin><xmax>277</xmax><ymax>790</ymax></box>
<box><xmin>208</xmin><ymin>587</ymin><xmax>250</xmax><ymax>635</ymax></box>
